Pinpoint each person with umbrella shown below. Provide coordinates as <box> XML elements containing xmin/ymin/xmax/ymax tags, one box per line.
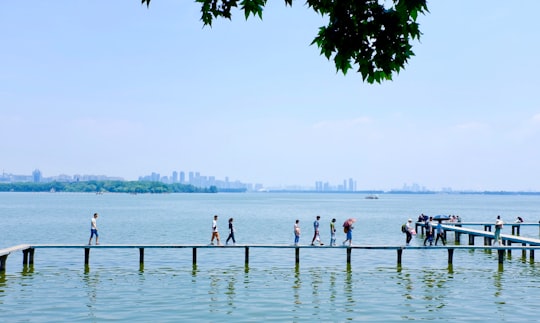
<box><xmin>343</xmin><ymin>218</ymin><xmax>356</xmax><ymax>246</ymax></box>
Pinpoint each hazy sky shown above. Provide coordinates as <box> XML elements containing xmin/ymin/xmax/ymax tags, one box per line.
<box><xmin>1</xmin><ymin>1</ymin><xmax>539</xmax><ymax>191</ymax></box>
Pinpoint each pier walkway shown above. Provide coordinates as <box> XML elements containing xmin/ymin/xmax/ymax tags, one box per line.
<box><xmin>414</xmin><ymin>221</ymin><xmax>540</xmax><ymax>255</ymax></box>
<box><xmin>416</xmin><ymin>221</ymin><xmax>540</xmax><ymax>236</ymax></box>
<box><xmin>3</xmin><ymin>243</ymin><xmax>540</xmax><ymax>273</ymax></box>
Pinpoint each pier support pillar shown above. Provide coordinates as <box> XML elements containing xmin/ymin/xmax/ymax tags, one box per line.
<box><xmin>455</xmin><ymin>232</ymin><xmax>461</xmax><ymax>244</ymax></box>
<box><xmin>522</xmin><ymin>243</ymin><xmax>527</xmax><ymax>258</ymax></box>
<box><xmin>192</xmin><ymin>248</ymin><xmax>197</xmax><ymax>266</ymax></box>
<box><xmin>295</xmin><ymin>247</ymin><xmax>300</xmax><ymax>265</ymax></box>
<box><xmin>468</xmin><ymin>235</ymin><xmax>475</xmax><ymax>245</ymax></box>
<box><xmin>139</xmin><ymin>248</ymin><xmax>144</xmax><ymax>265</ymax></box>
<box><xmin>346</xmin><ymin>248</ymin><xmax>351</xmax><ymax>265</ymax></box>
<box><xmin>23</xmin><ymin>248</ymin><xmax>34</xmax><ymax>266</ymax></box>
<box><xmin>448</xmin><ymin>248</ymin><xmax>454</xmax><ymax>265</ymax></box>
<box><xmin>416</xmin><ymin>223</ymin><xmax>424</xmax><ymax>235</ymax></box>
<box><xmin>497</xmin><ymin>249</ymin><xmax>505</xmax><ymax>264</ymax></box>
<box><xmin>84</xmin><ymin>248</ymin><xmax>90</xmax><ymax>265</ymax></box>
<box><xmin>507</xmin><ymin>241</ymin><xmax>512</xmax><ymax>256</ymax></box>
<box><xmin>244</xmin><ymin>247</ymin><xmax>249</xmax><ymax>266</ymax></box>
<box><xmin>484</xmin><ymin>226</ymin><xmax>491</xmax><ymax>245</ymax></box>
<box><xmin>397</xmin><ymin>249</ymin><xmax>402</xmax><ymax>266</ymax></box>
<box><xmin>531</xmin><ymin>249</ymin><xmax>535</xmax><ymax>261</ymax></box>
<box><xmin>0</xmin><ymin>254</ymin><xmax>8</xmax><ymax>272</ymax></box>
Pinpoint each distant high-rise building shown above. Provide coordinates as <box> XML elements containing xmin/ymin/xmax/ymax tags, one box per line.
<box><xmin>172</xmin><ymin>171</ymin><xmax>178</xmax><ymax>183</ymax></box>
<box><xmin>180</xmin><ymin>171</ymin><xmax>185</xmax><ymax>183</ymax></box>
<box><xmin>189</xmin><ymin>172</ymin><xmax>194</xmax><ymax>184</ymax></box>
<box><xmin>32</xmin><ymin>169</ymin><xmax>42</xmax><ymax>183</ymax></box>
<box><xmin>349</xmin><ymin>178</ymin><xmax>355</xmax><ymax>191</ymax></box>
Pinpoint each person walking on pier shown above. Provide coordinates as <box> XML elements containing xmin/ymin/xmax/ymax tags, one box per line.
<box><xmin>210</xmin><ymin>215</ymin><xmax>221</xmax><ymax>246</ymax></box>
<box><xmin>294</xmin><ymin>219</ymin><xmax>301</xmax><ymax>245</ymax></box>
<box><xmin>311</xmin><ymin>215</ymin><xmax>324</xmax><ymax>246</ymax></box>
<box><xmin>405</xmin><ymin>219</ymin><xmax>414</xmax><ymax>246</ymax></box>
<box><xmin>493</xmin><ymin>215</ymin><xmax>504</xmax><ymax>246</ymax></box>
<box><xmin>435</xmin><ymin>221</ymin><xmax>446</xmax><ymax>246</ymax></box>
<box><xmin>342</xmin><ymin>218</ymin><xmax>355</xmax><ymax>246</ymax></box>
<box><xmin>423</xmin><ymin>216</ymin><xmax>434</xmax><ymax>246</ymax></box>
<box><xmin>226</xmin><ymin>217</ymin><xmax>236</xmax><ymax>245</ymax></box>
<box><xmin>330</xmin><ymin>218</ymin><xmax>337</xmax><ymax>246</ymax></box>
<box><xmin>88</xmin><ymin>213</ymin><xmax>99</xmax><ymax>245</ymax></box>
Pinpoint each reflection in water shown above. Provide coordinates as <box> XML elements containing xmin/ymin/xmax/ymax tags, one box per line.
<box><xmin>225</xmin><ymin>274</ymin><xmax>237</xmax><ymax>313</ymax></box>
<box><xmin>493</xmin><ymin>269</ymin><xmax>503</xmax><ymax>299</ymax></box>
<box><xmin>0</xmin><ymin>271</ymin><xmax>5</xmax><ymax>301</ymax></box>
<box><xmin>397</xmin><ymin>271</ymin><xmax>414</xmax><ymax>301</ymax></box>
<box><xmin>308</xmin><ymin>268</ymin><xmax>323</xmax><ymax>318</ymax></box>
<box><xmin>208</xmin><ymin>272</ymin><xmax>221</xmax><ymax>309</ymax></box>
<box><xmin>329</xmin><ymin>271</ymin><xmax>337</xmax><ymax>304</ymax></box>
<box><xmin>420</xmin><ymin>269</ymin><xmax>452</xmax><ymax>313</ymax></box>
<box><xmin>207</xmin><ymin>268</ymin><xmax>240</xmax><ymax>313</ymax></box>
<box><xmin>82</xmin><ymin>268</ymin><xmax>100</xmax><ymax>322</ymax></box>
<box><xmin>292</xmin><ymin>265</ymin><xmax>302</xmax><ymax>322</ymax></box>
<box><xmin>21</xmin><ymin>265</ymin><xmax>34</xmax><ymax>276</ymax></box>
<box><xmin>343</xmin><ymin>265</ymin><xmax>355</xmax><ymax>316</ymax></box>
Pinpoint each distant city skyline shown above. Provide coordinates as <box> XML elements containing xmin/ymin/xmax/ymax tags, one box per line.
<box><xmin>0</xmin><ymin>168</ymin><xmax>365</xmax><ymax>192</ymax></box>
<box><xmin>3</xmin><ymin>168</ymin><xmax>539</xmax><ymax>193</ymax></box>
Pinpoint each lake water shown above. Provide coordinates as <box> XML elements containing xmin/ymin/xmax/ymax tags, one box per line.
<box><xmin>1</xmin><ymin>192</ymin><xmax>540</xmax><ymax>322</ymax></box>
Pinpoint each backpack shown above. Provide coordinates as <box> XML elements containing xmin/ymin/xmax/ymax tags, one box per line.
<box><xmin>401</xmin><ymin>223</ymin><xmax>407</xmax><ymax>233</ymax></box>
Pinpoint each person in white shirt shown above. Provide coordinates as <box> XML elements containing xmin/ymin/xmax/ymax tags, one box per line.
<box><xmin>405</xmin><ymin>219</ymin><xmax>414</xmax><ymax>246</ymax></box>
<box><xmin>88</xmin><ymin>213</ymin><xmax>99</xmax><ymax>245</ymax></box>
<box><xmin>210</xmin><ymin>215</ymin><xmax>221</xmax><ymax>245</ymax></box>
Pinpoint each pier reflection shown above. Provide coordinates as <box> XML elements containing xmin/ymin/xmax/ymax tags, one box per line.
<box><xmin>82</xmin><ymin>268</ymin><xmax>100</xmax><ymax>322</ymax></box>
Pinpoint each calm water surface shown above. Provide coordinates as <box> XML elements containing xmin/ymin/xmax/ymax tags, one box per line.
<box><xmin>1</xmin><ymin>192</ymin><xmax>540</xmax><ymax>322</ymax></box>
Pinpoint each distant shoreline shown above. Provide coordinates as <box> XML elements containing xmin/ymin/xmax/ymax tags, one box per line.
<box><xmin>0</xmin><ymin>181</ymin><xmax>538</xmax><ymax>195</ymax></box>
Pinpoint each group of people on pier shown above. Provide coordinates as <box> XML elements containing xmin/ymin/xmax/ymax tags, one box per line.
<box><xmin>294</xmin><ymin>216</ymin><xmax>356</xmax><ymax>247</ymax></box>
<box><xmin>415</xmin><ymin>216</ymin><xmax>447</xmax><ymax>246</ymax></box>
<box><xmin>87</xmin><ymin>212</ymin><xmax>523</xmax><ymax>247</ymax></box>
<box><xmin>207</xmin><ymin>214</ymin><xmax>356</xmax><ymax>247</ymax></box>
<box><xmin>402</xmin><ymin>213</ymin><xmax>517</xmax><ymax>247</ymax></box>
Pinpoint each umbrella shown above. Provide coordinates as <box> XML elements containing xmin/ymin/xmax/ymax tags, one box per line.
<box><xmin>344</xmin><ymin>218</ymin><xmax>356</xmax><ymax>227</ymax></box>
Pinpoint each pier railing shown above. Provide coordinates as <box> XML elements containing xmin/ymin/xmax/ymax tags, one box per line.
<box><xmin>3</xmin><ymin>243</ymin><xmax>540</xmax><ymax>273</ymax></box>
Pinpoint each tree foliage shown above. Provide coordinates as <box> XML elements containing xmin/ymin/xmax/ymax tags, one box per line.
<box><xmin>141</xmin><ymin>0</ymin><xmax>428</xmax><ymax>83</ymax></box>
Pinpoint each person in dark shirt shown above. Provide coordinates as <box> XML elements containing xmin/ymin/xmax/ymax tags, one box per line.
<box><xmin>226</xmin><ymin>217</ymin><xmax>236</xmax><ymax>245</ymax></box>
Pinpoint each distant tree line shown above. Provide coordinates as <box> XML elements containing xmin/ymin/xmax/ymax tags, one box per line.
<box><xmin>0</xmin><ymin>181</ymin><xmax>220</xmax><ymax>194</ymax></box>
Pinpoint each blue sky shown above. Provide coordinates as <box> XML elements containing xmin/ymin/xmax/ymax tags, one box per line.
<box><xmin>1</xmin><ymin>1</ymin><xmax>539</xmax><ymax>191</ymax></box>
